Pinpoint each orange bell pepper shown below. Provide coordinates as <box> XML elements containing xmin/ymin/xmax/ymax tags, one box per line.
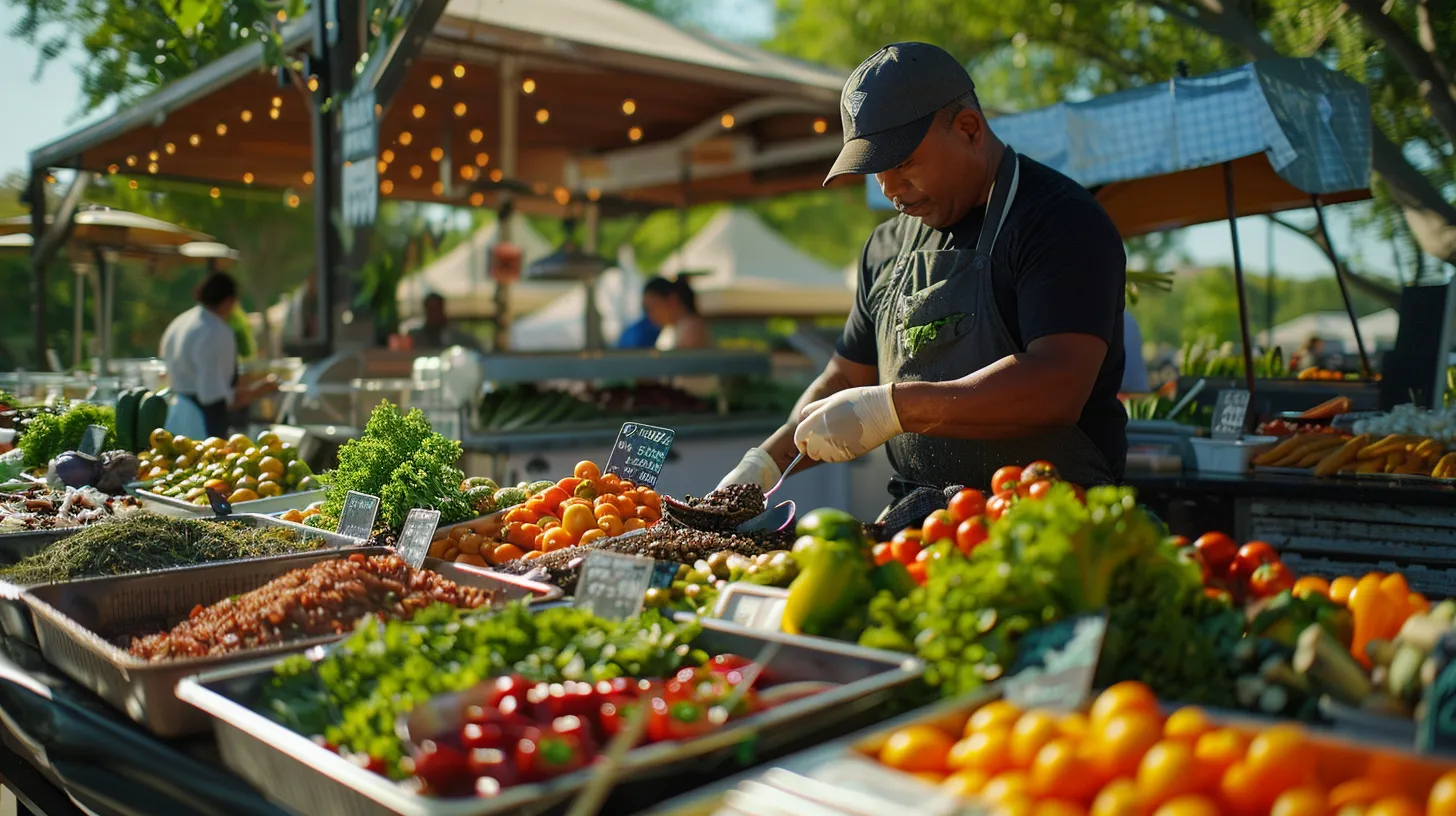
<box><xmin>1349</xmin><ymin>573</ymin><xmax>1401</xmax><ymax>667</ymax></box>
<box><xmin>1409</xmin><ymin>592</ymin><xmax>1430</xmax><ymax>615</ymax></box>
<box><xmin>1379</xmin><ymin>573</ymin><xmax>1414</xmax><ymax>629</ymax></box>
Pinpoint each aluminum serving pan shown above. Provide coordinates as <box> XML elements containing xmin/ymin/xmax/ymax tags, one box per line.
<box><xmin>19</xmin><ymin>544</ymin><xmax>561</xmax><ymax>737</ymax></box>
<box><xmin>176</xmin><ymin>617</ymin><xmax>925</xmax><ymax>816</ymax></box>
<box><xmin>132</xmin><ymin>486</ymin><xmax>327</xmax><ymax>517</ymax></box>
<box><xmin>0</xmin><ymin>526</ymin><xmax>83</xmax><ymax>566</ymax></box>
<box><xmin>0</xmin><ymin>512</ymin><xmax>365</xmax><ymax>647</ymax></box>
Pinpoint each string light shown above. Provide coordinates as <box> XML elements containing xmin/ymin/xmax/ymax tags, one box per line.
<box><xmin>429</xmin><ymin>147</ymin><xmax>444</xmax><ymax>161</ymax></box>
<box><xmin>243</xmin><ymin>172</ymin><xmax>254</xmax><ymax>184</ymax></box>
<box><xmin>553</xmin><ymin>187</ymin><xmax>570</xmax><ymax>205</ymax></box>
<box><xmin>272</xmin><ymin>96</ymin><xmax>282</xmax><ymax>108</ymax></box>
<box><xmin>409</xmin><ymin>165</ymin><xmax>423</xmax><ymax>179</ymax></box>
<box><xmin>275</xmin><ymin>9</ymin><xmax>286</xmax><ymax>22</ymax></box>
<box><xmin>127</xmin><ymin>179</ymin><xmax>138</xmax><ymax>189</ymax></box>
<box><xmin>148</xmin><ymin>150</ymin><xmax>160</xmax><ymax>161</ymax></box>
<box><xmin>303</xmin><ymin>171</ymin><xmax>315</xmax><ymax>184</ymax></box>
<box><xmin>307</xmin><ymin>76</ymin><xmax>319</xmax><ymax>92</ymax></box>
<box><xmin>587</xmin><ymin>188</ymin><xmax>601</xmax><ymax>201</ymax></box>
<box><xmin>535</xmin><ymin>108</ymin><xmax>550</xmax><ymax>124</ymax></box>
<box><xmin>621</xmin><ymin>99</ymin><xmax>636</xmax><ymax>115</ymax></box>
<box><xmin>474</xmin><ymin>152</ymin><xmax>489</xmax><ymax>166</ymax></box>
<box><xmin>147</xmin><ymin>162</ymin><xmax>159</xmax><ymax>174</ymax></box>
<box><xmin>381</xmin><ymin>149</ymin><xmax>395</xmax><ymax>163</ymax></box>
<box><xmin>240</xmin><ymin>110</ymin><xmax>253</xmax><ymax>123</ymax></box>
<box><xmin>209</xmin><ymin>187</ymin><xmax>221</xmax><ymax>199</ymax></box>
<box><xmin>460</xmin><ymin>166</ymin><xmax>476</xmax><ymax>180</ymax></box>
<box><xmin>216</xmin><ymin>122</ymin><xmax>228</xmax><ymax>136</ymax></box>
<box><xmin>453</xmin><ymin>102</ymin><xmax>467</xmax><ymax>117</ymax></box>
<box><xmin>412</xmin><ymin>104</ymin><xmax>426</xmax><ymax>119</ymax></box>
<box><xmin>164</xmin><ymin>142</ymin><xmax>176</xmax><ymax>154</ymax></box>
<box><xmin>453</xmin><ymin>64</ymin><xmax>465</xmax><ymax>78</ymax></box>
<box><xmin>522</xmin><ymin>78</ymin><xmax>536</xmax><ymax>94</ymax></box>
<box><xmin>468</xmin><ymin>128</ymin><xmax>484</xmax><ymax>144</ymax></box>
<box><xmin>107</xmin><ymin>164</ymin><xmax>119</xmax><ymax>174</ymax></box>
<box><xmin>468</xmin><ymin>191</ymin><xmax>485</xmax><ymax>206</ymax></box>
<box><xmin>399</xmin><ymin>132</ymin><xmax>413</xmax><ymax>145</ymax></box>
<box><xmin>532</xmin><ymin>181</ymin><xmax>548</xmax><ymax>195</ymax></box>
<box><xmin>429</xmin><ymin>74</ymin><xmax>443</xmax><ymax>89</ymax></box>
<box><xmin>381</xmin><ymin>179</ymin><xmax>394</xmax><ymax>194</ymax></box>
<box><xmin>813</xmin><ymin>117</ymin><xmax>828</xmax><ymax>134</ymax></box>
<box><xmin>189</xmin><ymin>133</ymin><xmax>202</xmax><ymax>146</ymax></box>
<box><xmin>489</xmin><ymin>169</ymin><xmax>503</xmax><ymax>182</ymax></box>
<box><xmin>377</xmin><ymin>160</ymin><xmax>388</xmax><ymax>174</ymax></box>
<box><xmin>269</xmin><ymin>108</ymin><xmax>280</xmax><ymax>120</ymax></box>
<box><xmin>44</xmin><ymin>174</ymin><xmax>56</xmax><ymax>184</ymax></box>
<box><xmin>720</xmin><ymin>113</ymin><xmax>735</xmax><ymax>129</ymax></box>
<box><xmin>628</xmin><ymin>126</ymin><xmax>643</xmax><ymax>142</ymax></box>
<box><xmin>431</xmin><ymin>180</ymin><xmax>443</xmax><ymax>195</ymax></box>
<box><xmin>375</xmin><ymin>103</ymin><xmax>382</xmax><ymax>116</ymax></box>
<box><xmin>286</xmin><ymin>193</ymin><xmax>301</xmax><ymax>208</ymax></box>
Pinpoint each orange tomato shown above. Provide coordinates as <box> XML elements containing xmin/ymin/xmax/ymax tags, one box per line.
<box><xmin>948</xmin><ymin>729</ymin><xmax>1013</xmax><ymax>775</ymax></box>
<box><xmin>503</xmin><ymin>506</ymin><xmax>540</xmax><ymax>525</ymax></box>
<box><xmin>624</xmin><ymin>517</ymin><xmax>647</xmax><ymax>532</ymax></box>
<box><xmin>1033</xmin><ymin>801</ymin><xmax>1087</xmax><ymax>816</ymax></box>
<box><xmin>598</xmin><ymin>515</ymin><xmax>625</xmax><ymax>537</ymax></box>
<box><xmin>524</xmin><ymin>498</ymin><xmax>553</xmax><ymax>518</ymax></box>
<box><xmin>1151</xmin><ymin>796</ymin><xmax>1219</xmax><ymax>816</ymax></box>
<box><xmin>540</xmin><ymin>527</ymin><xmax>574</xmax><ymax>552</ymax></box>
<box><xmin>1367</xmin><ymin>797</ymin><xmax>1423</xmax><ymax>816</ymax></box>
<box><xmin>578</xmin><ymin>528</ymin><xmax>607</xmax><ymax>546</ymax></box>
<box><xmin>1030</xmin><ymin>738</ymin><xmax>1101</xmax><ymax>802</ymax></box>
<box><xmin>982</xmin><ymin>771</ymin><xmax>1031</xmax><ymax>804</ymax></box>
<box><xmin>1163</xmin><ymin>707</ymin><xmax>1212</xmax><ymax>742</ymax></box>
<box><xmin>1291</xmin><ymin>576</ymin><xmax>1331</xmax><ymax>600</ymax></box>
<box><xmin>1192</xmin><ymin>728</ymin><xmax>1247</xmax><ymax>779</ymax></box>
<box><xmin>941</xmin><ymin>768</ymin><xmax>990</xmax><ymax>798</ymax></box>
<box><xmin>538</xmin><ymin>485</ymin><xmax>570</xmax><ymax>510</ymax></box>
<box><xmin>1328</xmin><ymin>575</ymin><xmax>1357</xmax><ymax>605</ymax></box>
<box><xmin>1271</xmin><ymin>788</ymin><xmax>1328</xmax><ymax>816</ymax></box>
<box><xmin>1328</xmin><ymin>778</ymin><xmax>1388</xmax><ymax>809</ymax></box>
<box><xmin>600</xmin><ymin>473</ymin><xmax>622</xmax><ymax>493</ymax></box>
<box><xmin>1057</xmin><ymin>712</ymin><xmax>1090</xmax><ymax>740</ymax></box>
<box><xmin>574</xmin><ymin>460</ymin><xmax>601</xmax><ymax>481</ymax></box>
<box><xmin>991</xmin><ymin>800</ymin><xmax>1035</xmax><ymax>816</ymax></box>
<box><xmin>968</xmin><ymin>700</ymin><xmax>1023</xmax><ymax>735</ymax></box>
<box><xmin>1091</xmin><ymin>779</ymin><xmax>1147</xmax><ymax>816</ymax></box>
<box><xmin>1245</xmin><ymin>725</ymin><xmax>1314</xmax><ymax>788</ymax></box>
<box><xmin>638</xmin><ymin>490</ymin><xmax>661</xmax><ymax>509</ymax></box>
<box><xmin>1429</xmin><ymin>770</ymin><xmax>1456</xmax><ymax>816</ymax></box>
<box><xmin>991</xmin><ymin>465</ymin><xmax>1023</xmax><ymax>494</ymax></box>
<box><xmin>891</xmin><ymin>538</ymin><xmax>924</xmax><ymax>565</ymax></box>
<box><xmin>561</xmin><ymin>504</ymin><xmax>597</xmax><ymax>539</ymax></box>
<box><xmin>878</xmin><ymin>725</ymin><xmax>955</xmax><ymax>773</ymax></box>
<box><xmin>1009</xmin><ymin>709</ymin><xmax>1060</xmax><ymax>769</ymax></box>
<box><xmin>488</xmin><ymin>543</ymin><xmax>525</xmax><ymax>565</ymax></box>
<box><xmin>1090</xmin><ymin>681</ymin><xmax>1160</xmax><ymax>728</ymax></box>
<box><xmin>1135</xmin><ymin>741</ymin><xmax>1203</xmax><ymax>807</ymax></box>
<box><xmin>556</xmin><ymin>476</ymin><xmax>583</xmax><ymax>494</ymax></box>
<box><xmin>522</xmin><ymin>550</ymin><xmax>542</xmax><ymax>560</ymax></box>
<box><xmin>456</xmin><ymin>553</ymin><xmax>489</xmax><ymax>568</ymax></box>
<box><xmin>1220</xmin><ymin>762</ymin><xmax>1278</xmax><ymax>816</ymax></box>
<box><xmin>906</xmin><ymin>561</ymin><xmax>928</xmax><ymax>584</ymax></box>
<box><xmin>873</xmin><ymin>542</ymin><xmax>894</xmax><ymax>566</ymax></box>
<box><xmin>594</xmin><ymin>502</ymin><xmax>622</xmax><ymax>520</ymax></box>
<box><xmin>506</xmin><ymin>523</ymin><xmax>542</xmax><ymax>549</ymax></box>
<box><xmin>1092</xmin><ymin>711</ymin><xmax>1163</xmax><ymax>778</ymax></box>
<box><xmin>538</xmin><ymin>515</ymin><xmax>561</xmax><ymax>530</ymax></box>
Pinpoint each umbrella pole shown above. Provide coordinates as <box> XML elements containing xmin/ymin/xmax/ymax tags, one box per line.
<box><xmin>72</xmin><ymin>264</ymin><xmax>84</xmax><ymax>370</ymax></box>
<box><xmin>1222</xmin><ymin>161</ymin><xmax>1259</xmax><ymax>433</ymax></box>
<box><xmin>493</xmin><ymin>55</ymin><xmax>521</xmax><ymax>353</ymax></box>
<box><xmin>1311</xmin><ymin>195</ymin><xmax>1373</xmax><ymax>378</ymax></box>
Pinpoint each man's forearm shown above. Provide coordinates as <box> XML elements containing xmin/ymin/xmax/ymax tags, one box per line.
<box><xmin>892</xmin><ymin>353</ymin><xmax>1090</xmax><ymax>439</ymax></box>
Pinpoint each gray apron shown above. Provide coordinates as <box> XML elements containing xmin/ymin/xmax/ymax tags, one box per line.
<box><xmin>872</xmin><ymin>147</ymin><xmax>1112</xmax><ymax>521</ymax></box>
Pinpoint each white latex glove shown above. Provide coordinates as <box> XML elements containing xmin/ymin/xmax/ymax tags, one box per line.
<box><xmin>794</xmin><ymin>385</ymin><xmax>903</xmax><ymax>463</ymax></box>
<box><xmin>717</xmin><ymin>447</ymin><xmax>782</xmax><ymax>492</ymax></box>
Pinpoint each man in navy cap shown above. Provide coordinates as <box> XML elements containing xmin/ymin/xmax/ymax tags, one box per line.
<box><xmin>718</xmin><ymin>42</ymin><xmax>1128</xmax><ymax>514</ymax></box>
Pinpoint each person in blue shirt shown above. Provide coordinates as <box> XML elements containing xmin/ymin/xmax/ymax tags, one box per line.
<box><xmin>617</xmin><ymin>315</ymin><xmax>661</xmax><ymax>349</ymax></box>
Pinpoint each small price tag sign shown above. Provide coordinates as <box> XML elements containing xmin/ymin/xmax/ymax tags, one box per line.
<box><xmin>604</xmin><ymin>422</ymin><xmax>675</xmax><ymax>489</ymax></box>
<box><xmin>337</xmin><ymin>491</ymin><xmax>381</xmax><ymax>540</ymax></box>
<box><xmin>1004</xmin><ymin>612</ymin><xmax>1109</xmax><ymax>711</ymax></box>
<box><xmin>714</xmin><ymin>584</ymin><xmax>789</xmax><ymax>632</ymax></box>
<box><xmin>1211</xmin><ymin>389</ymin><xmax>1252</xmax><ymax>440</ymax></box>
<box><xmin>78</xmin><ymin>424</ymin><xmax>108</xmax><ymax>457</ymax></box>
<box><xmin>397</xmin><ymin>508</ymin><xmax>442</xmax><ymax>569</ymax></box>
<box><xmin>205</xmin><ymin>487</ymin><xmax>233</xmax><ymax>518</ymax></box>
<box><xmin>575</xmin><ymin>551</ymin><xmax>656</xmax><ymax>621</ymax></box>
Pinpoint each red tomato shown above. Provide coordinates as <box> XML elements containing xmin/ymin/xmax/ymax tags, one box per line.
<box><xmin>985</xmin><ymin>490</ymin><xmax>1016</xmax><ymax>521</ymax></box>
<box><xmin>872</xmin><ymin>542</ymin><xmax>893</xmax><ymax>566</ymax></box>
<box><xmin>1249</xmin><ymin>561</ymin><xmax>1295</xmax><ymax>598</ymax></box>
<box><xmin>1225</xmin><ymin>557</ymin><xmax>1254</xmax><ymax>590</ymax></box>
<box><xmin>891</xmin><ymin>528</ymin><xmax>922</xmax><ymax>545</ymax></box>
<box><xmin>1026</xmin><ymin>480</ymin><xmax>1055</xmax><ymax>500</ymax></box>
<box><xmin>1069</xmin><ymin>484</ymin><xmax>1086</xmax><ymax>504</ymax></box>
<box><xmin>1021</xmin><ymin>461</ymin><xmax>1059</xmax><ymax>484</ymax></box>
<box><xmin>1168</xmin><ymin>535</ymin><xmax>1190</xmax><ymax>549</ymax></box>
<box><xmin>921</xmin><ymin>510</ymin><xmax>957</xmax><ymax>545</ymax></box>
<box><xmin>956</xmin><ymin>516</ymin><xmax>989</xmax><ymax>554</ymax></box>
<box><xmin>991</xmin><ymin>466</ymin><xmax>1023</xmax><ymax>494</ymax></box>
<box><xmin>1237</xmin><ymin>541</ymin><xmax>1278</xmax><ymax>571</ymax></box>
<box><xmin>1193</xmin><ymin>532</ymin><xmax>1238</xmax><ymax>575</ymax></box>
<box><xmin>1204</xmin><ymin>587</ymin><xmax>1233</xmax><ymax>604</ymax></box>
<box><xmin>906</xmin><ymin>561</ymin><xmax>928</xmax><ymax>585</ymax></box>
<box><xmin>890</xmin><ymin>538</ymin><xmax>923</xmax><ymax>565</ymax></box>
<box><xmin>947</xmin><ymin>489</ymin><xmax>987</xmax><ymax>524</ymax></box>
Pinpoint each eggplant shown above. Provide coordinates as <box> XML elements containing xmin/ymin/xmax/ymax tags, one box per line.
<box><xmin>51</xmin><ymin>451</ymin><xmax>101</xmax><ymax>489</ymax></box>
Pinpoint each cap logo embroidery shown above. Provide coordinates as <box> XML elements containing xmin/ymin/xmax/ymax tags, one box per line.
<box><xmin>846</xmin><ymin>90</ymin><xmax>868</xmax><ymax>119</ymax></box>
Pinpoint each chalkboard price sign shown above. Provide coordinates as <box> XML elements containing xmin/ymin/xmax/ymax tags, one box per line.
<box><xmin>337</xmin><ymin>491</ymin><xmax>381</xmax><ymax>540</ymax></box>
<box><xmin>397</xmin><ymin>508</ymin><xmax>441</xmax><ymax>569</ymax></box>
<box><xmin>1211</xmin><ymin>389</ymin><xmax>1252</xmax><ymax>440</ymax></box>
<box><xmin>205</xmin><ymin>487</ymin><xmax>233</xmax><ymax>518</ymax></box>
<box><xmin>575</xmin><ymin>551</ymin><xmax>656</xmax><ymax>620</ymax></box>
<box><xmin>604</xmin><ymin>423</ymin><xmax>675</xmax><ymax>489</ymax></box>
<box><xmin>79</xmin><ymin>424</ymin><xmax>108</xmax><ymax>457</ymax></box>
<box><xmin>1003</xmin><ymin>612</ymin><xmax>1109</xmax><ymax>710</ymax></box>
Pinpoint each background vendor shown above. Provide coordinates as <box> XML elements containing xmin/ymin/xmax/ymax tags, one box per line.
<box><xmin>719</xmin><ymin>42</ymin><xmax>1128</xmax><ymax>513</ymax></box>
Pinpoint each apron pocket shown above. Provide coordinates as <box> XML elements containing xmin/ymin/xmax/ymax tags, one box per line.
<box><xmin>900</xmin><ymin>278</ymin><xmax>973</xmax><ymax>357</ymax></box>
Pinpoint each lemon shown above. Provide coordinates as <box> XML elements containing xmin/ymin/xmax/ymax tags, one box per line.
<box><xmin>256</xmin><ymin>480</ymin><xmax>284</xmax><ymax>498</ymax></box>
<box><xmin>258</xmin><ymin>456</ymin><xmax>285</xmax><ymax>479</ymax></box>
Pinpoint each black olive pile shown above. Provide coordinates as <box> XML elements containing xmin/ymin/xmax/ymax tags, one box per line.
<box><xmin>667</xmin><ymin>483</ymin><xmax>767</xmax><ymax>531</ymax></box>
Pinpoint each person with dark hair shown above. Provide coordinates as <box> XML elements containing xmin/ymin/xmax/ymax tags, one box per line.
<box><xmin>641</xmin><ymin>276</ymin><xmax>710</xmax><ymax>351</ymax></box>
<box><xmin>159</xmin><ymin>271</ymin><xmax>277</xmax><ymax>438</ymax></box>
<box><xmin>719</xmin><ymin>43</ymin><xmax>1128</xmax><ymax>517</ymax></box>
<box><xmin>407</xmin><ymin>292</ymin><xmax>481</xmax><ymax>351</ymax></box>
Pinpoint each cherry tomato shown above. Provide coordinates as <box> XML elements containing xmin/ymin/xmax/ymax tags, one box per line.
<box><xmin>906</xmin><ymin>561</ymin><xmax>928</xmax><ymax>585</ymax></box>
<box><xmin>412</xmin><ymin>741</ymin><xmax>471</xmax><ymax>795</ymax></box>
<box><xmin>955</xmin><ymin>516</ymin><xmax>989</xmax><ymax>554</ymax></box>
<box><xmin>1167</xmin><ymin>535</ymin><xmax>1190</xmax><ymax>549</ymax></box>
<box><xmin>948</xmin><ymin>489</ymin><xmax>987</xmax><ymax>524</ymax></box>
<box><xmin>891</xmin><ymin>538</ymin><xmax>923</xmax><ymax>565</ymax></box>
<box><xmin>1203</xmin><ymin>587</ymin><xmax>1233</xmax><ymax>604</ymax></box>
<box><xmin>1249</xmin><ymin>561</ymin><xmax>1295</xmax><ymax>598</ymax></box>
<box><xmin>1021</xmin><ymin>461</ymin><xmax>1058</xmax><ymax>484</ymax></box>
<box><xmin>1026</xmin><ymin>480</ymin><xmax>1055</xmax><ymax>500</ymax></box>
<box><xmin>991</xmin><ymin>466</ymin><xmax>1023</xmax><ymax>494</ymax></box>
<box><xmin>1291</xmin><ymin>576</ymin><xmax>1330</xmax><ymax>599</ymax></box>
<box><xmin>1192</xmin><ymin>532</ymin><xmax>1237</xmax><ymax>575</ymax></box>
<box><xmin>1237</xmin><ymin>541</ymin><xmax>1279</xmax><ymax>571</ymax></box>
<box><xmin>872</xmin><ymin>541</ymin><xmax>894</xmax><ymax>566</ymax></box>
<box><xmin>708</xmin><ymin>654</ymin><xmax>754</xmax><ymax>675</ymax></box>
<box><xmin>1225</xmin><ymin>557</ymin><xmax>1254</xmax><ymax>591</ymax></box>
<box><xmin>922</xmin><ymin>510</ymin><xmax>957</xmax><ymax>545</ymax></box>
<box><xmin>986</xmin><ymin>490</ymin><xmax>1017</xmax><ymax>521</ymax></box>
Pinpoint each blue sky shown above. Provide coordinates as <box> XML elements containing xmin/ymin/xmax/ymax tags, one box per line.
<box><xmin>0</xmin><ymin>3</ymin><xmax>1416</xmax><ymax>282</ymax></box>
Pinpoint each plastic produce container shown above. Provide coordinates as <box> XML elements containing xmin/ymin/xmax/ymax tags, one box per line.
<box><xmin>1189</xmin><ymin>436</ymin><xmax>1278</xmax><ymax>474</ymax></box>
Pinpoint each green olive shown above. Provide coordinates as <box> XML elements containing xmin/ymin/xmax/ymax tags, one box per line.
<box><xmin>643</xmin><ymin>588</ymin><xmax>668</xmax><ymax>608</ymax></box>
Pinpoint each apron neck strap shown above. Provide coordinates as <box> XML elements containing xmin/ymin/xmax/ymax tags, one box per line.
<box><xmin>974</xmin><ymin>145</ymin><xmax>1020</xmax><ymax>256</ymax></box>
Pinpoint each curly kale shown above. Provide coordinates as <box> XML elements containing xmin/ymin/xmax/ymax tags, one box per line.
<box><xmin>18</xmin><ymin>402</ymin><xmax>117</xmax><ymax>470</ymax></box>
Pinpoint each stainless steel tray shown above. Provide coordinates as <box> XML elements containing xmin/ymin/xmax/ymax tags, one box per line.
<box><xmin>0</xmin><ymin>526</ymin><xmax>84</xmax><ymax>565</ymax></box>
<box><xmin>0</xmin><ymin>512</ymin><xmax>366</xmax><ymax>647</ymax></box>
<box><xmin>176</xmin><ymin>618</ymin><xmax>925</xmax><ymax>816</ymax></box>
<box><xmin>133</xmin><ymin>487</ymin><xmax>327</xmax><ymax>517</ymax></box>
<box><xmin>20</xmin><ymin>544</ymin><xmax>561</xmax><ymax>737</ymax></box>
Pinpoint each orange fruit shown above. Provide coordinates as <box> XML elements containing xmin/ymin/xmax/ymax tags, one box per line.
<box><xmin>522</xmin><ymin>550</ymin><xmax>542</xmax><ymax>560</ymax></box>
<box><xmin>1135</xmin><ymin>740</ymin><xmax>1203</xmax><ymax>807</ymax></box>
<box><xmin>941</xmin><ymin>768</ymin><xmax>990</xmax><ymax>798</ymax></box>
<box><xmin>574</xmin><ymin>460</ymin><xmax>601</xmax><ymax>481</ymax></box>
<box><xmin>1163</xmin><ymin>707</ymin><xmax>1212</xmax><ymax>742</ymax></box>
<box><xmin>982</xmin><ymin>771</ymin><xmax>1031</xmax><ymax>804</ymax></box>
<box><xmin>1428</xmin><ymin>770</ymin><xmax>1456</xmax><ymax>815</ymax></box>
<box><xmin>1367</xmin><ymin>797</ymin><xmax>1422</xmax><ymax>816</ymax></box>
<box><xmin>1329</xmin><ymin>778</ymin><xmax>1390</xmax><ymax>809</ymax></box>
<box><xmin>442</xmin><ymin>546</ymin><xmax>460</xmax><ymax>561</ymax></box>
<box><xmin>594</xmin><ymin>501</ymin><xmax>622</xmax><ymax>520</ymax></box>
<box><xmin>1328</xmin><ymin>575</ymin><xmax>1357</xmax><ymax>605</ymax></box>
<box><xmin>487</xmin><ymin>543</ymin><xmax>525</xmax><ymax>565</ymax></box>
<box><xmin>1091</xmin><ymin>779</ymin><xmax>1147</xmax><ymax>816</ymax></box>
<box><xmin>1010</xmin><ymin>709</ymin><xmax>1060</xmax><ymax>768</ymax></box>
<box><xmin>456</xmin><ymin>532</ymin><xmax>483</xmax><ymax>555</ymax></box>
<box><xmin>540</xmin><ymin>527</ymin><xmax>574</xmax><ymax>552</ymax></box>
<box><xmin>638</xmin><ymin>489</ymin><xmax>661</xmax><ymax>509</ymax></box>
<box><xmin>878</xmin><ymin>725</ymin><xmax>954</xmax><ymax>773</ymax></box>
<box><xmin>967</xmin><ymin>701</ymin><xmax>1023</xmax><ymax>736</ymax></box>
<box><xmin>624</xmin><ymin>517</ymin><xmax>647</xmax><ymax>532</ymax></box>
<box><xmin>1057</xmin><ymin>713</ymin><xmax>1090</xmax><ymax>740</ymax></box>
<box><xmin>561</xmin><ymin>504</ymin><xmax>597</xmax><ymax>539</ymax></box>
<box><xmin>455</xmin><ymin>553</ymin><xmax>488</xmax><ymax>568</ymax></box>
<box><xmin>578</xmin><ymin>528</ymin><xmax>607</xmax><ymax>546</ymax></box>
<box><xmin>1220</xmin><ymin>761</ymin><xmax>1276</xmax><ymax>816</ymax></box>
<box><xmin>1030</xmin><ymin>738</ymin><xmax>1101</xmax><ymax>803</ymax></box>
<box><xmin>1092</xmin><ymin>711</ymin><xmax>1163</xmax><ymax>778</ymax></box>
<box><xmin>1291</xmin><ymin>576</ymin><xmax>1331</xmax><ymax>599</ymax></box>
<box><xmin>1271</xmin><ymin>787</ymin><xmax>1328</xmax><ymax>816</ymax></box>
<box><xmin>948</xmin><ymin>729</ymin><xmax>1013</xmax><ymax>775</ymax></box>
<box><xmin>1151</xmin><ymin>795</ymin><xmax>1219</xmax><ymax>816</ymax></box>
<box><xmin>1246</xmin><ymin>725</ymin><xmax>1314</xmax><ymax>788</ymax></box>
<box><xmin>1090</xmin><ymin>682</ymin><xmax>1160</xmax><ymax>728</ymax></box>
<box><xmin>1193</xmin><ymin>728</ymin><xmax>1248</xmax><ymax>779</ymax></box>
<box><xmin>598</xmin><ymin>515</ymin><xmax>625</xmax><ymax>537</ymax></box>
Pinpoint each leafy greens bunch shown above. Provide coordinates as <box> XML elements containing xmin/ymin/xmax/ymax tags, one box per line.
<box><xmin>318</xmin><ymin>401</ymin><xmax>473</xmax><ymax>530</ymax></box>
<box><xmin>18</xmin><ymin>402</ymin><xmax>117</xmax><ymax>471</ymax></box>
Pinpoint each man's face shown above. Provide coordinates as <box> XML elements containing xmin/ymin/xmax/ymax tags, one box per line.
<box><xmin>875</xmin><ymin>109</ymin><xmax>991</xmax><ymax>230</ymax></box>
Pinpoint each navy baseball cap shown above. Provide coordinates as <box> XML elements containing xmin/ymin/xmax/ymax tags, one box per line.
<box><xmin>824</xmin><ymin>42</ymin><xmax>977</xmax><ymax>186</ymax></box>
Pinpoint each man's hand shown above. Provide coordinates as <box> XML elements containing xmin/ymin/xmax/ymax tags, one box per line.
<box><xmin>794</xmin><ymin>384</ymin><xmax>902</xmax><ymax>463</ymax></box>
<box><xmin>716</xmin><ymin>448</ymin><xmax>781</xmax><ymax>492</ymax></box>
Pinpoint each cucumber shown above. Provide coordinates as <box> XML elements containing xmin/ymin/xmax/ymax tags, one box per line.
<box><xmin>114</xmin><ymin>387</ymin><xmax>144</xmax><ymax>452</ymax></box>
<box><xmin>136</xmin><ymin>391</ymin><xmax>169</xmax><ymax>449</ymax></box>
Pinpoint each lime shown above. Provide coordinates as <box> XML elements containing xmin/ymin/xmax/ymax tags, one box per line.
<box><xmin>297</xmin><ymin>475</ymin><xmax>322</xmax><ymax>491</ymax></box>
<box><xmin>796</xmin><ymin>508</ymin><xmax>865</xmax><ymax>545</ymax></box>
<box><xmin>256</xmin><ymin>480</ymin><xmax>284</xmax><ymax>498</ymax></box>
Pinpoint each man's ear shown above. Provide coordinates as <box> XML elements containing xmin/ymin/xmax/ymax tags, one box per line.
<box><xmin>954</xmin><ymin>108</ymin><xmax>983</xmax><ymax>143</ymax></box>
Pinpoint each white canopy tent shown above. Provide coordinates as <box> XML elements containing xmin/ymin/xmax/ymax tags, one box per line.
<box><xmin>509</xmin><ymin>248</ymin><xmax>647</xmax><ymax>350</ymax></box>
<box><xmin>657</xmin><ymin>209</ymin><xmax>854</xmax><ymax>317</ymax></box>
<box><xmin>396</xmin><ymin>215</ymin><xmax>569</xmax><ymax>321</ymax></box>
<box><xmin>1269</xmin><ymin>308</ymin><xmax>1400</xmax><ymax>353</ymax></box>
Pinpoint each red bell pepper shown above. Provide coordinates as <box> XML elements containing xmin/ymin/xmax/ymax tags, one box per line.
<box><xmin>513</xmin><ymin>726</ymin><xmax>591</xmax><ymax>781</ymax></box>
